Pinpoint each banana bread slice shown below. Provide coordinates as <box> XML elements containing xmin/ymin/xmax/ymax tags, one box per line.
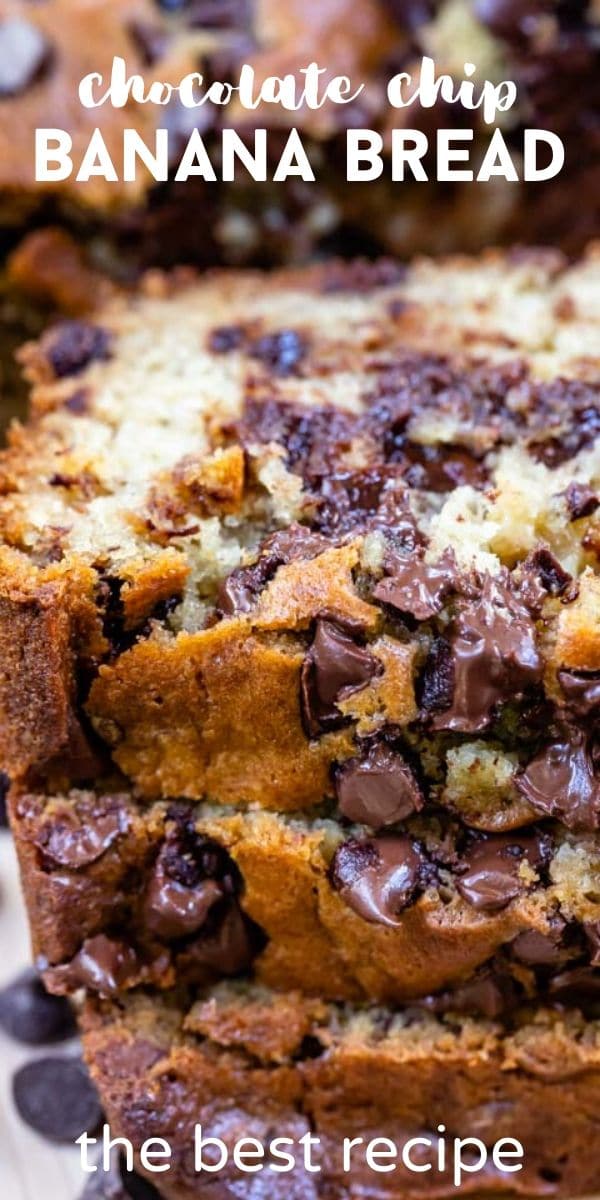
<box><xmin>11</xmin><ymin>788</ymin><xmax>600</xmax><ymax>1015</ymax></box>
<box><xmin>2</xmin><ymin>250</ymin><xmax>600</xmax><ymax>827</ymax></box>
<box><xmin>0</xmin><ymin>1</ymin><xmax>598</xmax><ymax>267</ymax></box>
<box><xmin>81</xmin><ymin>982</ymin><xmax>600</xmax><ymax>1199</ymax></box>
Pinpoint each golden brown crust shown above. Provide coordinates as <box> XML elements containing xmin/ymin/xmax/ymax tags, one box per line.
<box><xmin>90</xmin><ymin>622</ymin><xmax>355</xmax><ymax>808</ymax></box>
<box><xmin>0</xmin><ymin>548</ymin><xmax>105</xmax><ymax>783</ymax></box>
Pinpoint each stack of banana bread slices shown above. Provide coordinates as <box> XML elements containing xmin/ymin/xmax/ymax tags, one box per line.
<box><xmin>4</xmin><ymin>247</ymin><xmax>600</xmax><ymax>1197</ymax></box>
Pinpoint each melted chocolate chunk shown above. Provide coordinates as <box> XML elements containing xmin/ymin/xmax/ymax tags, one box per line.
<box><xmin>417</xmin><ymin>637</ymin><xmax>454</xmax><ymax>714</ymax></box>
<box><xmin>564</xmin><ymin>481</ymin><xmax>599</xmax><ymax>520</ymax></box>
<box><xmin>373</xmin><ymin>549</ymin><xmax>459</xmax><ymax>620</ymax></box>
<box><xmin>45</xmin><ymin>321</ymin><xmax>111</xmax><ymax>379</ymax></box>
<box><xmin>235</xmin><ymin>397</ymin><xmax>357</xmax><ymax>481</ymax></box>
<box><xmin>524</xmin><ymin>547</ymin><xmax>574</xmax><ymax>598</ymax></box>
<box><xmin>422</xmin><ymin>969</ymin><xmax>518</xmax><ymax>1019</ymax></box>
<box><xmin>35</xmin><ymin>799</ymin><xmax>129</xmax><ymax>869</ymax></box>
<box><xmin>516</xmin><ymin>730</ymin><xmax>600</xmax><ymax>831</ymax></box>
<box><xmin>45</xmin><ymin>935</ymin><xmax>140</xmax><ymax>998</ymax></box>
<box><xmin>146</xmin><ymin>809</ymin><xmax>242</xmax><ymax>940</ymax></box>
<box><xmin>434</xmin><ymin>573</ymin><xmax>542</xmax><ymax>732</ymax></box>
<box><xmin>300</xmin><ymin>619</ymin><xmax>380</xmax><ymax>738</ymax></box>
<box><xmin>0</xmin><ymin>969</ymin><xmax>76</xmax><ymax>1045</ymax></box>
<box><xmin>548</xmin><ymin>965</ymin><xmax>600</xmax><ymax>1002</ymax></box>
<box><xmin>145</xmin><ymin>859</ymin><xmax>223</xmax><ymax>940</ymax></box>
<box><xmin>249</xmin><ymin>329</ymin><xmax>307</xmax><ymax>376</ymax></box>
<box><xmin>183</xmin><ymin>901</ymin><xmax>259</xmax><ymax>976</ymax></box>
<box><xmin>511</xmin><ymin>927</ymin><xmax>567</xmax><ymax>967</ymax></box>
<box><xmin>217</xmin><ymin>525</ymin><xmax>329</xmax><ymax>616</ymax></box>
<box><xmin>336</xmin><ymin>741</ymin><xmax>424</xmax><ymax>828</ymax></box>
<box><xmin>331</xmin><ymin>836</ymin><xmax>430</xmax><ymax>926</ymax></box>
<box><xmin>402</xmin><ymin>443</ymin><xmax>488</xmax><ymax>493</ymax></box>
<box><xmin>13</xmin><ymin>1057</ymin><xmax>102</xmax><ymax>1142</ymax></box>
<box><xmin>558</xmin><ymin>669</ymin><xmax>600</xmax><ymax>718</ymax></box>
<box><xmin>457</xmin><ymin>832</ymin><xmax>550</xmax><ymax>912</ymax></box>
<box><xmin>313</xmin><ymin>467</ymin><xmax>420</xmax><ymax>542</ymax></box>
<box><xmin>529</xmin><ymin>388</ymin><xmax>600</xmax><ymax>467</ymax></box>
<box><xmin>0</xmin><ymin>18</ymin><xmax>52</xmax><ymax>97</ymax></box>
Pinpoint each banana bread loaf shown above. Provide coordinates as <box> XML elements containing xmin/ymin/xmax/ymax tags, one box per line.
<box><xmin>81</xmin><ymin>981</ymin><xmax>600</xmax><ymax>1199</ymax></box>
<box><xmin>1</xmin><ymin>250</ymin><xmax>600</xmax><ymax>826</ymax></box>
<box><xmin>10</xmin><ymin>787</ymin><xmax>600</xmax><ymax>1015</ymax></box>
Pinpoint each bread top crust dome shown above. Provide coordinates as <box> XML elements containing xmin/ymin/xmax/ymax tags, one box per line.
<box><xmin>2</xmin><ymin>248</ymin><xmax>600</xmax><ymax>816</ymax></box>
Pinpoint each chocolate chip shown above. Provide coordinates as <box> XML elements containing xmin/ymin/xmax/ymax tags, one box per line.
<box><xmin>433</xmin><ymin>573</ymin><xmax>542</xmax><ymax>732</ymax></box>
<box><xmin>563</xmin><ymin>481</ymin><xmax>599</xmax><ymax>521</ymax></box>
<box><xmin>457</xmin><ymin>833</ymin><xmax>549</xmax><ymax>912</ymax></box>
<box><xmin>313</xmin><ymin>468</ymin><xmax>420</xmax><ymax>543</ymax></box>
<box><xmin>160</xmin><ymin>809</ymin><xmax>241</xmax><ymax>897</ymax></box>
<box><xmin>0</xmin><ymin>18</ymin><xmax>52</xmax><ymax>97</ymax></box>
<box><xmin>145</xmin><ymin>857</ymin><xmax>223</xmax><ymax>940</ymax></box>
<box><xmin>0</xmin><ymin>969</ymin><xmax>76</xmax><ymax>1045</ymax></box>
<box><xmin>208</xmin><ymin>324</ymin><xmax>246</xmax><ymax>354</ymax></box>
<box><xmin>35</xmin><ymin>799</ymin><xmax>129</xmax><ymax>869</ymax></box>
<box><xmin>217</xmin><ymin>525</ymin><xmax>329</xmax><ymax>616</ymax></box>
<box><xmin>511</xmin><ymin>928</ymin><xmax>566</xmax><ymax>967</ymax></box>
<box><xmin>530</xmin><ymin>396</ymin><xmax>600</xmax><ymax>467</ymax></box>
<box><xmin>331</xmin><ymin>836</ymin><xmax>430</xmax><ymax>926</ymax></box>
<box><xmin>417</xmin><ymin>637</ymin><xmax>454</xmax><ymax>714</ymax></box>
<box><xmin>402</xmin><ymin>443</ymin><xmax>488</xmax><ymax>493</ymax></box>
<box><xmin>422</xmin><ymin>969</ymin><xmax>518</xmax><ymax>1019</ymax></box>
<box><xmin>548</xmin><ymin>966</ymin><xmax>600</xmax><ymax>1002</ymax></box>
<box><xmin>300</xmin><ymin>619</ymin><xmax>380</xmax><ymax>738</ymax></box>
<box><xmin>373</xmin><ymin>549</ymin><xmax>459</xmax><ymax>620</ymax></box>
<box><xmin>183</xmin><ymin>901</ymin><xmax>260</xmax><ymax>976</ymax></box>
<box><xmin>336</xmin><ymin>742</ymin><xmax>424</xmax><ymax>828</ymax></box>
<box><xmin>44</xmin><ymin>935</ymin><xmax>140</xmax><ymax>997</ymax></box>
<box><xmin>524</xmin><ymin>548</ymin><xmax>574</xmax><ymax>598</ymax></box>
<box><xmin>13</xmin><ymin>1057</ymin><xmax>102</xmax><ymax>1142</ymax></box>
<box><xmin>558</xmin><ymin>669</ymin><xmax>600</xmax><ymax>718</ymax></box>
<box><xmin>234</xmin><ymin>395</ymin><xmax>358</xmax><ymax>482</ymax></box>
<box><xmin>249</xmin><ymin>329</ymin><xmax>307</xmax><ymax>377</ymax></box>
<box><xmin>516</xmin><ymin>730</ymin><xmax>600</xmax><ymax>831</ymax></box>
<box><xmin>45</xmin><ymin>321</ymin><xmax>111</xmax><ymax>378</ymax></box>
